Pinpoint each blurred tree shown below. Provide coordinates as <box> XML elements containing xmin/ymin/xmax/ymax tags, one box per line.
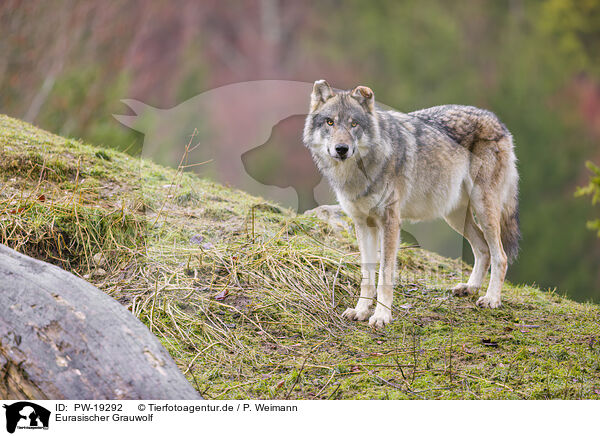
<box><xmin>540</xmin><ymin>0</ymin><xmax>600</xmax><ymax>76</ymax></box>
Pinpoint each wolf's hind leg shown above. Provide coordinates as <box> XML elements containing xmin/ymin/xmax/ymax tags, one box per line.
<box><xmin>444</xmin><ymin>206</ymin><xmax>490</xmax><ymax>296</ymax></box>
<box><xmin>343</xmin><ymin>220</ymin><xmax>378</xmax><ymax>321</ymax></box>
<box><xmin>469</xmin><ymin>191</ymin><xmax>507</xmax><ymax>308</ymax></box>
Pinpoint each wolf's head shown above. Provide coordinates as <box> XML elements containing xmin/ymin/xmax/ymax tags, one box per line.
<box><xmin>303</xmin><ymin>80</ymin><xmax>380</xmax><ymax>167</ymax></box>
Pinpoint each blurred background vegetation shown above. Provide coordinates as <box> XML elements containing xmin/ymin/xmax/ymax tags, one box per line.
<box><xmin>1</xmin><ymin>0</ymin><xmax>598</xmax><ymax>301</ymax></box>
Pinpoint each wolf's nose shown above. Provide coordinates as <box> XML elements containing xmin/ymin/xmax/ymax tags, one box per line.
<box><xmin>335</xmin><ymin>143</ymin><xmax>349</xmax><ymax>158</ymax></box>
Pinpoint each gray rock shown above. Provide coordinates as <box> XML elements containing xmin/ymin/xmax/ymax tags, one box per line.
<box><xmin>0</xmin><ymin>244</ymin><xmax>202</xmax><ymax>400</ymax></box>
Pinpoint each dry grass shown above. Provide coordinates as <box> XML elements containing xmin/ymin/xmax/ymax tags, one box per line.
<box><xmin>1</xmin><ymin>114</ymin><xmax>600</xmax><ymax>399</ymax></box>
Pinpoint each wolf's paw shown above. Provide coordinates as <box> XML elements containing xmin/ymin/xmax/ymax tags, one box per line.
<box><xmin>342</xmin><ymin>307</ymin><xmax>371</xmax><ymax>321</ymax></box>
<box><xmin>476</xmin><ymin>295</ymin><xmax>502</xmax><ymax>309</ymax></box>
<box><xmin>369</xmin><ymin>309</ymin><xmax>392</xmax><ymax>329</ymax></box>
<box><xmin>452</xmin><ymin>283</ymin><xmax>478</xmax><ymax>296</ymax></box>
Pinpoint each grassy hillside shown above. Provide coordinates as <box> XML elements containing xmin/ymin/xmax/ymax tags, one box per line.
<box><xmin>1</xmin><ymin>114</ymin><xmax>599</xmax><ymax>399</ymax></box>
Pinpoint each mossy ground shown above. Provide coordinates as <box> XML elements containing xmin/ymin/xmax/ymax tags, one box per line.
<box><xmin>1</xmin><ymin>114</ymin><xmax>599</xmax><ymax>399</ymax></box>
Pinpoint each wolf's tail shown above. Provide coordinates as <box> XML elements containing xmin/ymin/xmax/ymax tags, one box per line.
<box><xmin>500</xmin><ymin>164</ymin><xmax>521</xmax><ymax>264</ymax></box>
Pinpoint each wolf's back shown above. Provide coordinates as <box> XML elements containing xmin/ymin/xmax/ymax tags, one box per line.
<box><xmin>409</xmin><ymin>104</ymin><xmax>510</xmax><ymax>147</ymax></box>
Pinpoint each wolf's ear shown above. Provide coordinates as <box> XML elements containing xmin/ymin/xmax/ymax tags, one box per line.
<box><xmin>351</xmin><ymin>85</ymin><xmax>375</xmax><ymax>113</ymax></box>
<box><xmin>310</xmin><ymin>80</ymin><xmax>334</xmax><ymax>111</ymax></box>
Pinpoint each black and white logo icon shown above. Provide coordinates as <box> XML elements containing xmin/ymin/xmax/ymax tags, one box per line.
<box><xmin>2</xmin><ymin>402</ymin><xmax>50</xmax><ymax>434</ymax></box>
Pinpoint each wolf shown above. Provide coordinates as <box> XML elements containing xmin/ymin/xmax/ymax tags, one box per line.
<box><xmin>303</xmin><ymin>80</ymin><xmax>520</xmax><ymax>328</ymax></box>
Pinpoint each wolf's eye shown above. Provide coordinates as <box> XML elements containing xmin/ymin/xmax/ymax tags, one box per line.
<box><xmin>326</xmin><ymin>118</ymin><xmax>334</xmax><ymax>126</ymax></box>
<box><xmin>351</xmin><ymin>121</ymin><xmax>358</xmax><ymax>127</ymax></box>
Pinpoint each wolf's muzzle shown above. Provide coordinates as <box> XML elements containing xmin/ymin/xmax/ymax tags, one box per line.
<box><xmin>335</xmin><ymin>143</ymin><xmax>349</xmax><ymax>159</ymax></box>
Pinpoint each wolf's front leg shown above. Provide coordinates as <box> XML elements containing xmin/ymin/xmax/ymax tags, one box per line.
<box><xmin>369</xmin><ymin>208</ymin><xmax>400</xmax><ymax>328</ymax></box>
<box><xmin>343</xmin><ymin>220</ymin><xmax>378</xmax><ymax>321</ymax></box>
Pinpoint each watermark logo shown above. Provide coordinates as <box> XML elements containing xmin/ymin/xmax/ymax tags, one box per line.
<box><xmin>2</xmin><ymin>402</ymin><xmax>50</xmax><ymax>433</ymax></box>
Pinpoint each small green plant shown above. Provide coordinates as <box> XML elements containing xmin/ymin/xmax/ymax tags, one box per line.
<box><xmin>575</xmin><ymin>161</ymin><xmax>600</xmax><ymax>237</ymax></box>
